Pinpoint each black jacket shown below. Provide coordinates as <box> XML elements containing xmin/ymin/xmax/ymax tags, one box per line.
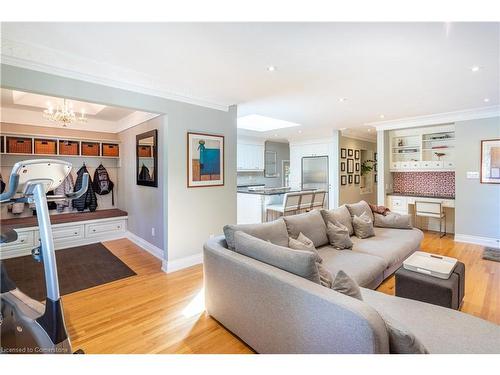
<box><xmin>72</xmin><ymin>166</ymin><xmax>98</xmax><ymax>212</ymax></box>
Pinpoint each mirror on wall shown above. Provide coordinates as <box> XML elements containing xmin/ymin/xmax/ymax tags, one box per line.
<box><xmin>136</xmin><ymin>129</ymin><xmax>158</xmax><ymax>187</ymax></box>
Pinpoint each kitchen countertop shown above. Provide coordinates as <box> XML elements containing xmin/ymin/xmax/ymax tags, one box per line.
<box><xmin>237</xmin><ymin>184</ymin><xmax>266</xmax><ymax>188</ymax></box>
<box><xmin>237</xmin><ymin>187</ymin><xmax>306</xmax><ymax>195</ymax></box>
<box><xmin>387</xmin><ymin>192</ymin><xmax>455</xmax><ymax>200</ymax></box>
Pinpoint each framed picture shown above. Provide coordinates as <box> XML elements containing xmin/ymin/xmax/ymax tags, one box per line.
<box><xmin>340</xmin><ymin>161</ymin><xmax>346</xmax><ymax>172</ymax></box>
<box><xmin>348</xmin><ymin>149</ymin><xmax>353</xmax><ymax>157</ymax></box>
<box><xmin>354</xmin><ymin>150</ymin><xmax>360</xmax><ymax>160</ymax></box>
<box><xmin>341</xmin><ymin>175</ymin><xmax>347</xmax><ymax>185</ymax></box>
<box><xmin>348</xmin><ymin>175</ymin><xmax>353</xmax><ymax>184</ymax></box>
<box><xmin>187</xmin><ymin>132</ymin><xmax>224</xmax><ymax>188</ymax></box>
<box><xmin>374</xmin><ymin>162</ymin><xmax>377</xmax><ymax>172</ymax></box>
<box><xmin>374</xmin><ymin>174</ymin><xmax>378</xmax><ymax>183</ymax></box>
<box><xmin>374</xmin><ymin>152</ymin><xmax>378</xmax><ymax>161</ymax></box>
<box><xmin>347</xmin><ymin>158</ymin><xmax>354</xmax><ymax>173</ymax></box>
<box><xmin>355</xmin><ymin>162</ymin><xmax>360</xmax><ymax>172</ymax></box>
<box><xmin>354</xmin><ymin>175</ymin><xmax>360</xmax><ymax>184</ymax></box>
<box><xmin>481</xmin><ymin>139</ymin><xmax>500</xmax><ymax>184</ymax></box>
<box><xmin>341</xmin><ymin>148</ymin><xmax>347</xmax><ymax>159</ymax></box>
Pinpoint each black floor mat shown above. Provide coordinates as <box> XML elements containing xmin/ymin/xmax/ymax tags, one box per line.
<box><xmin>1</xmin><ymin>243</ymin><xmax>136</xmax><ymax>301</ymax></box>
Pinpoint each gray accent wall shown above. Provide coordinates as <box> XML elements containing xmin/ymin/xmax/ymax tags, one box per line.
<box><xmin>455</xmin><ymin>116</ymin><xmax>500</xmax><ymax>241</ymax></box>
<box><xmin>1</xmin><ymin>64</ymin><xmax>237</xmax><ymax>265</ymax></box>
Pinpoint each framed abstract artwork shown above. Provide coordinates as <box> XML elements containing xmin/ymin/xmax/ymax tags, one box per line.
<box><xmin>347</xmin><ymin>158</ymin><xmax>354</xmax><ymax>173</ymax></box>
<box><xmin>348</xmin><ymin>175</ymin><xmax>353</xmax><ymax>184</ymax></box>
<box><xmin>341</xmin><ymin>148</ymin><xmax>347</xmax><ymax>158</ymax></box>
<box><xmin>354</xmin><ymin>150</ymin><xmax>360</xmax><ymax>160</ymax></box>
<box><xmin>481</xmin><ymin>139</ymin><xmax>500</xmax><ymax>184</ymax></box>
<box><xmin>341</xmin><ymin>161</ymin><xmax>346</xmax><ymax>172</ymax></box>
<box><xmin>348</xmin><ymin>149</ymin><xmax>353</xmax><ymax>157</ymax></box>
<box><xmin>341</xmin><ymin>175</ymin><xmax>347</xmax><ymax>185</ymax></box>
<box><xmin>187</xmin><ymin>132</ymin><xmax>224</xmax><ymax>188</ymax></box>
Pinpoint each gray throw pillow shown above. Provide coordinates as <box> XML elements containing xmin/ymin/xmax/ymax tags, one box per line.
<box><xmin>331</xmin><ymin>270</ymin><xmax>363</xmax><ymax>300</ymax></box>
<box><xmin>320</xmin><ymin>205</ymin><xmax>354</xmax><ymax>235</ymax></box>
<box><xmin>289</xmin><ymin>232</ymin><xmax>323</xmax><ymax>264</ymax></box>
<box><xmin>352</xmin><ymin>211</ymin><xmax>375</xmax><ymax>239</ymax></box>
<box><xmin>283</xmin><ymin>210</ymin><xmax>329</xmax><ymax>247</ymax></box>
<box><xmin>318</xmin><ymin>264</ymin><xmax>334</xmax><ymax>288</ymax></box>
<box><xmin>326</xmin><ymin>220</ymin><xmax>353</xmax><ymax>250</ymax></box>
<box><xmin>384</xmin><ymin>316</ymin><xmax>429</xmax><ymax>354</ymax></box>
<box><xmin>223</xmin><ymin>218</ymin><xmax>289</xmax><ymax>250</ymax></box>
<box><xmin>234</xmin><ymin>231</ymin><xmax>320</xmax><ymax>284</ymax></box>
<box><xmin>346</xmin><ymin>200</ymin><xmax>374</xmax><ymax>222</ymax></box>
<box><xmin>373</xmin><ymin>212</ymin><xmax>412</xmax><ymax>229</ymax></box>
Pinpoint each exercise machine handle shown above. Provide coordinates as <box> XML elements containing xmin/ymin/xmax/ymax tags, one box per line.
<box><xmin>0</xmin><ymin>175</ymin><xmax>19</xmax><ymax>203</ymax></box>
<box><xmin>65</xmin><ymin>173</ymin><xmax>89</xmax><ymax>200</ymax></box>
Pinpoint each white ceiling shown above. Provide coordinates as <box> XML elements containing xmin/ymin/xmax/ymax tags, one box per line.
<box><xmin>1</xmin><ymin>22</ymin><xmax>499</xmax><ymax>140</ymax></box>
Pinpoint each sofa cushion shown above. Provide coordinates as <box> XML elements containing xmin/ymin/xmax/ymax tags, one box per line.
<box><xmin>283</xmin><ymin>210</ymin><xmax>329</xmax><ymax>248</ymax></box>
<box><xmin>224</xmin><ymin>218</ymin><xmax>289</xmax><ymax>250</ymax></box>
<box><xmin>346</xmin><ymin>200</ymin><xmax>374</xmax><ymax>221</ymax></box>
<box><xmin>360</xmin><ymin>287</ymin><xmax>500</xmax><ymax>354</ymax></box>
<box><xmin>321</xmin><ymin>205</ymin><xmax>354</xmax><ymax>235</ymax></box>
<box><xmin>350</xmin><ymin>227</ymin><xmax>423</xmax><ymax>269</ymax></box>
<box><xmin>289</xmin><ymin>232</ymin><xmax>323</xmax><ymax>264</ymax></box>
<box><xmin>234</xmin><ymin>231</ymin><xmax>321</xmax><ymax>284</ymax></box>
<box><xmin>317</xmin><ymin>246</ymin><xmax>386</xmax><ymax>288</ymax></box>
<box><xmin>331</xmin><ymin>270</ymin><xmax>363</xmax><ymax>301</ymax></box>
<box><xmin>318</xmin><ymin>264</ymin><xmax>334</xmax><ymax>288</ymax></box>
<box><xmin>326</xmin><ymin>220</ymin><xmax>353</xmax><ymax>249</ymax></box>
<box><xmin>374</xmin><ymin>212</ymin><xmax>412</xmax><ymax>230</ymax></box>
<box><xmin>352</xmin><ymin>211</ymin><xmax>375</xmax><ymax>239</ymax></box>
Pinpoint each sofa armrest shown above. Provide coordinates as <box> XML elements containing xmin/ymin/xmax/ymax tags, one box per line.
<box><xmin>203</xmin><ymin>238</ymin><xmax>390</xmax><ymax>354</ymax></box>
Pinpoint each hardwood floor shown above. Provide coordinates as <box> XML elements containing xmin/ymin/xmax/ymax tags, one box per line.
<box><xmin>61</xmin><ymin>233</ymin><xmax>499</xmax><ymax>354</ymax></box>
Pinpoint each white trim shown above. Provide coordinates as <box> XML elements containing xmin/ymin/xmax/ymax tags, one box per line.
<box><xmin>454</xmin><ymin>234</ymin><xmax>500</xmax><ymax>248</ymax></box>
<box><xmin>161</xmin><ymin>253</ymin><xmax>203</xmax><ymax>274</ymax></box>
<box><xmin>370</xmin><ymin>106</ymin><xmax>500</xmax><ymax>131</ymax></box>
<box><xmin>126</xmin><ymin>231</ymin><xmax>165</xmax><ymax>260</ymax></box>
<box><xmin>115</xmin><ymin>112</ymin><xmax>161</xmax><ymax>133</ymax></box>
<box><xmin>340</xmin><ymin>133</ymin><xmax>377</xmax><ymax>143</ymax></box>
<box><xmin>1</xmin><ymin>38</ymin><xmax>229</xmax><ymax>112</ymax></box>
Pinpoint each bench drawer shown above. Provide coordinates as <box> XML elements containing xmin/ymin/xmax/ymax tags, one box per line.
<box><xmin>86</xmin><ymin>220</ymin><xmax>126</xmax><ymax>238</ymax></box>
<box><xmin>0</xmin><ymin>230</ymin><xmax>34</xmax><ymax>250</ymax></box>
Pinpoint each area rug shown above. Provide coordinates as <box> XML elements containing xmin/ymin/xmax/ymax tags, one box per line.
<box><xmin>2</xmin><ymin>243</ymin><xmax>136</xmax><ymax>301</ymax></box>
<box><xmin>482</xmin><ymin>247</ymin><xmax>500</xmax><ymax>262</ymax></box>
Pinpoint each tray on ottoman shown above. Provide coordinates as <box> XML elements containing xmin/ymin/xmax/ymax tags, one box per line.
<box><xmin>395</xmin><ymin>259</ymin><xmax>465</xmax><ymax>310</ymax></box>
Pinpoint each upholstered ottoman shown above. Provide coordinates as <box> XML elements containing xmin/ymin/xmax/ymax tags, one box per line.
<box><xmin>395</xmin><ymin>262</ymin><xmax>465</xmax><ymax>310</ymax></box>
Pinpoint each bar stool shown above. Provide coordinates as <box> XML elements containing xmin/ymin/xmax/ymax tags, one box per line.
<box><xmin>414</xmin><ymin>201</ymin><xmax>446</xmax><ymax>238</ymax></box>
<box><xmin>298</xmin><ymin>191</ymin><xmax>315</xmax><ymax>213</ymax></box>
<box><xmin>266</xmin><ymin>192</ymin><xmax>302</xmax><ymax>221</ymax></box>
<box><xmin>311</xmin><ymin>190</ymin><xmax>326</xmax><ymax>210</ymax></box>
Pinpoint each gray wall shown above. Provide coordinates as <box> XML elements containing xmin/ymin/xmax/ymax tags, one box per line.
<box><xmin>118</xmin><ymin>116</ymin><xmax>165</xmax><ymax>249</ymax></box>
<box><xmin>1</xmin><ymin>64</ymin><xmax>237</xmax><ymax>265</ymax></box>
<box><xmin>339</xmin><ymin>136</ymin><xmax>378</xmax><ymax>205</ymax></box>
<box><xmin>455</xmin><ymin>116</ymin><xmax>500</xmax><ymax>240</ymax></box>
<box><xmin>237</xmin><ymin>141</ymin><xmax>290</xmax><ymax>187</ymax></box>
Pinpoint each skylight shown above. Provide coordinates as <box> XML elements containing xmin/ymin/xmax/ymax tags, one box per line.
<box><xmin>237</xmin><ymin>114</ymin><xmax>300</xmax><ymax>132</ymax></box>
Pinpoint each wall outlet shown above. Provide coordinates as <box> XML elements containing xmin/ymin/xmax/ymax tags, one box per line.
<box><xmin>151</xmin><ymin>227</ymin><xmax>155</xmax><ymax>237</ymax></box>
<box><xmin>466</xmin><ymin>171</ymin><xmax>479</xmax><ymax>179</ymax></box>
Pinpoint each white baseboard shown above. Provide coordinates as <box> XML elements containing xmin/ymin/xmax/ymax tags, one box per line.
<box><xmin>454</xmin><ymin>233</ymin><xmax>500</xmax><ymax>248</ymax></box>
<box><xmin>161</xmin><ymin>253</ymin><xmax>203</xmax><ymax>274</ymax></box>
<box><xmin>126</xmin><ymin>231</ymin><xmax>165</xmax><ymax>260</ymax></box>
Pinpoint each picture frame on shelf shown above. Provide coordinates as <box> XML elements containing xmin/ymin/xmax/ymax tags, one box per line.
<box><xmin>341</xmin><ymin>175</ymin><xmax>347</xmax><ymax>185</ymax></box>
<box><xmin>341</xmin><ymin>161</ymin><xmax>346</xmax><ymax>172</ymax></box>
<box><xmin>354</xmin><ymin>150</ymin><xmax>360</xmax><ymax>160</ymax></box>
<box><xmin>348</xmin><ymin>148</ymin><xmax>353</xmax><ymax>157</ymax></box>
<box><xmin>341</xmin><ymin>148</ymin><xmax>347</xmax><ymax>158</ymax></box>
<box><xmin>347</xmin><ymin>158</ymin><xmax>354</xmax><ymax>173</ymax></box>
<box><xmin>348</xmin><ymin>175</ymin><xmax>353</xmax><ymax>184</ymax></box>
<box><xmin>354</xmin><ymin>175</ymin><xmax>360</xmax><ymax>184</ymax></box>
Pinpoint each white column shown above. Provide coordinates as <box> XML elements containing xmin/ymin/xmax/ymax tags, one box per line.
<box><xmin>330</xmin><ymin>130</ymin><xmax>340</xmax><ymax>208</ymax></box>
<box><xmin>376</xmin><ymin>129</ymin><xmax>386</xmax><ymax>205</ymax></box>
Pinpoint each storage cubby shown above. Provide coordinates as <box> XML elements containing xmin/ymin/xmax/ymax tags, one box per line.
<box><xmin>34</xmin><ymin>138</ymin><xmax>57</xmax><ymax>155</ymax></box>
<box><xmin>102</xmin><ymin>143</ymin><xmax>119</xmax><ymax>157</ymax></box>
<box><xmin>81</xmin><ymin>142</ymin><xmax>100</xmax><ymax>156</ymax></box>
<box><xmin>58</xmin><ymin>140</ymin><xmax>80</xmax><ymax>156</ymax></box>
<box><xmin>7</xmin><ymin>137</ymin><xmax>32</xmax><ymax>154</ymax></box>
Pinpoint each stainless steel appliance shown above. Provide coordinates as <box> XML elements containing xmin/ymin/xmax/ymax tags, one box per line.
<box><xmin>301</xmin><ymin>156</ymin><xmax>329</xmax><ymax>207</ymax></box>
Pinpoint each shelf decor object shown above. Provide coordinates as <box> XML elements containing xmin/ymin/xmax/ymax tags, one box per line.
<box><xmin>481</xmin><ymin>139</ymin><xmax>500</xmax><ymax>184</ymax></box>
<box><xmin>187</xmin><ymin>132</ymin><xmax>224</xmax><ymax>188</ymax></box>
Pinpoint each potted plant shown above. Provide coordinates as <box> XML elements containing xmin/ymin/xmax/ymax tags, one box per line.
<box><xmin>360</xmin><ymin>159</ymin><xmax>376</xmax><ymax>176</ymax></box>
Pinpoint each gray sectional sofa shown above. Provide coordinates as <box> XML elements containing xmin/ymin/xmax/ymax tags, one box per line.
<box><xmin>203</xmin><ymin>202</ymin><xmax>500</xmax><ymax>354</ymax></box>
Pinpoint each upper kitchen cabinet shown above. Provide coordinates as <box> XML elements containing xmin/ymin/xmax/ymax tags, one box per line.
<box><xmin>237</xmin><ymin>142</ymin><xmax>265</xmax><ymax>171</ymax></box>
<box><xmin>389</xmin><ymin>124</ymin><xmax>455</xmax><ymax>171</ymax></box>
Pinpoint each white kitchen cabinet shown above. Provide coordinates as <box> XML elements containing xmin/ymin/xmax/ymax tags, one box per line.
<box><xmin>237</xmin><ymin>143</ymin><xmax>264</xmax><ymax>171</ymax></box>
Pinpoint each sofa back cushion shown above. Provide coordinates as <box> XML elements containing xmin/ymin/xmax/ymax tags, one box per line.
<box><xmin>283</xmin><ymin>210</ymin><xmax>329</xmax><ymax>247</ymax></box>
<box><xmin>321</xmin><ymin>205</ymin><xmax>354</xmax><ymax>235</ymax></box>
<box><xmin>234</xmin><ymin>231</ymin><xmax>321</xmax><ymax>284</ymax></box>
<box><xmin>346</xmin><ymin>200</ymin><xmax>374</xmax><ymax>222</ymax></box>
<box><xmin>223</xmin><ymin>218</ymin><xmax>289</xmax><ymax>250</ymax></box>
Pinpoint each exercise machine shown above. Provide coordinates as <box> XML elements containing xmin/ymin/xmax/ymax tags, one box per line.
<box><xmin>0</xmin><ymin>159</ymin><xmax>88</xmax><ymax>354</ymax></box>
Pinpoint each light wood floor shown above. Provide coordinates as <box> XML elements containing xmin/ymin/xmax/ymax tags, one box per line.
<box><xmin>61</xmin><ymin>233</ymin><xmax>499</xmax><ymax>354</ymax></box>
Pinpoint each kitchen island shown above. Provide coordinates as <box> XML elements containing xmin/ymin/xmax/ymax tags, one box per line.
<box><xmin>237</xmin><ymin>187</ymin><xmax>306</xmax><ymax>224</ymax></box>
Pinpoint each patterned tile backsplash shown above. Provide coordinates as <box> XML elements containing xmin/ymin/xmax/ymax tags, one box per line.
<box><xmin>392</xmin><ymin>172</ymin><xmax>455</xmax><ymax>197</ymax></box>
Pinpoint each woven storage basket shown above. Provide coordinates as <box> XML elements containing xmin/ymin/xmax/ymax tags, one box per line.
<box><xmin>102</xmin><ymin>143</ymin><xmax>119</xmax><ymax>157</ymax></box>
<box><xmin>59</xmin><ymin>140</ymin><xmax>80</xmax><ymax>156</ymax></box>
<box><xmin>7</xmin><ymin>137</ymin><xmax>32</xmax><ymax>154</ymax></box>
<box><xmin>34</xmin><ymin>139</ymin><xmax>57</xmax><ymax>155</ymax></box>
<box><xmin>81</xmin><ymin>142</ymin><xmax>100</xmax><ymax>156</ymax></box>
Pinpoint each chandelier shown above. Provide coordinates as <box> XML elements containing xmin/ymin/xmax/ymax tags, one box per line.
<box><xmin>43</xmin><ymin>99</ymin><xmax>87</xmax><ymax>127</ymax></box>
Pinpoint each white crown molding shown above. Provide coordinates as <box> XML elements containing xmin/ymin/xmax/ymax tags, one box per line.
<box><xmin>115</xmin><ymin>111</ymin><xmax>161</xmax><ymax>133</ymax></box>
<box><xmin>340</xmin><ymin>132</ymin><xmax>377</xmax><ymax>143</ymax></box>
<box><xmin>1</xmin><ymin>38</ymin><xmax>229</xmax><ymax>112</ymax></box>
<box><xmin>369</xmin><ymin>106</ymin><xmax>500</xmax><ymax>131</ymax></box>
<box><xmin>126</xmin><ymin>231</ymin><xmax>165</xmax><ymax>261</ymax></box>
<box><xmin>454</xmin><ymin>233</ymin><xmax>500</xmax><ymax>249</ymax></box>
<box><xmin>161</xmin><ymin>253</ymin><xmax>203</xmax><ymax>274</ymax></box>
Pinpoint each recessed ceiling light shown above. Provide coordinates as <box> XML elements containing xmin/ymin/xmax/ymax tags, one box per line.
<box><xmin>274</xmin><ymin>134</ymin><xmax>278</xmax><ymax>137</ymax></box>
<box><xmin>379</xmin><ymin>114</ymin><xmax>385</xmax><ymax>119</ymax></box>
<box><xmin>298</xmin><ymin>130</ymin><xmax>302</xmax><ymax>134</ymax></box>
<box><xmin>237</xmin><ymin>114</ymin><xmax>300</xmax><ymax>132</ymax></box>
<box><xmin>484</xmin><ymin>98</ymin><xmax>490</xmax><ymax>103</ymax></box>
<box><xmin>339</xmin><ymin>128</ymin><xmax>346</xmax><ymax>131</ymax></box>
<box><xmin>471</xmin><ymin>65</ymin><xmax>480</xmax><ymax>72</ymax></box>
<box><xmin>338</xmin><ymin>98</ymin><xmax>347</xmax><ymax>102</ymax></box>
<box><xmin>367</xmin><ymin>128</ymin><xmax>372</xmax><ymax>132</ymax></box>
<box><xmin>267</xmin><ymin>66</ymin><xmax>276</xmax><ymax>72</ymax></box>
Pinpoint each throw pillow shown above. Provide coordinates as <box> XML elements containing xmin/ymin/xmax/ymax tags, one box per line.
<box><xmin>320</xmin><ymin>205</ymin><xmax>354</xmax><ymax>235</ymax></box>
<box><xmin>369</xmin><ymin>203</ymin><xmax>391</xmax><ymax>216</ymax></box>
<box><xmin>326</xmin><ymin>220</ymin><xmax>353</xmax><ymax>250</ymax></box>
<box><xmin>223</xmin><ymin>218</ymin><xmax>289</xmax><ymax>250</ymax></box>
<box><xmin>289</xmin><ymin>232</ymin><xmax>323</xmax><ymax>263</ymax></box>
<box><xmin>283</xmin><ymin>210</ymin><xmax>329</xmax><ymax>247</ymax></box>
<box><xmin>330</xmin><ymin>270</ymin><xmax>363</xmax><ymax>300</ymax></box>
<box><xmin>318</xmin><ymin>264</ymin><xmax>334</xmax><ymax>288</ymax></box>
<box><xmin>352</xmin><ymin>211</ymin><xmax>375</xmax><ymax>239</ymax></box>
<box><xmin>346</xmin><ymin>200</ymin><xmax>374</xmax><ymax>222</ymax></box>
<box><xmin>234</xmin><ymin>231</ymin><xmax>320</xmax><ymax>284</ymax></box>
<box><xmin>373</xmin><ymin>212</ymin><xmax>412</xmax><ymax>229</ymax></box>
<box><xmin>384</xmin><ymin>317</ymin><xmax>429</xmax><ymax>354</ymax></box>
